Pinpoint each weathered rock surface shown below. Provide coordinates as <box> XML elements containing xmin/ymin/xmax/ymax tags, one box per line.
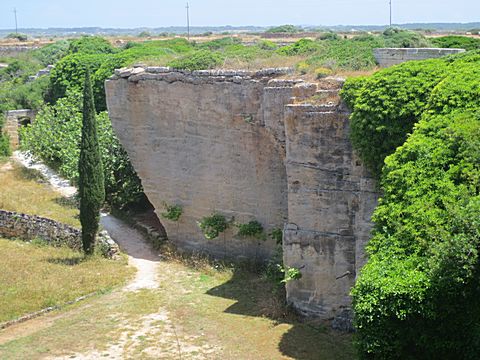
<box><xmin>105</xmin><ymin>67</ymin><xmax>378</xmax><ymax>322</ymax></box>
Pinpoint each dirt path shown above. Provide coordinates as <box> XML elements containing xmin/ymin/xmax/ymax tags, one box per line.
<box><xmin>100</xmin><ymin>214</ymin><xmax>160</xmax><ymax>291</ymax></box>
<box><xmin>13</xmin><ymin>150</ymin><xmax>161</xmax><ymax>291</ymax></box>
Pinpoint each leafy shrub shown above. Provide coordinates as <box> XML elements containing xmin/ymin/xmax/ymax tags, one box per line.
<box><xmin>317</xmin><ymin>32</ymin><xmax>340</xmax><ymax>41</ymax></box>
<box><xmin>168</xmin><ymin>50</ymin><xmax>223</xmax><ymax>70</ymax></box>
<box><xmin>353</xmin><ymin>110</ymin><xmax>480</xmax><ymax>359</ymax></box>
<box><xmin>295</xmin><ymin>61</ymin><xmax>310</xmax><ymax>74</ymax></box>
<box><xmin>341</xmin><ymin>58</ymin><xmax>449</xmax><ymax>176</ymax></box>
<box><xmin>20</xmin><ymin>91</ymin><xmax>145</xmax><ymax>209</ymax></box>
<box><xmin>266</xmin><ymin>25</ymin><xmax>303</xmax><ymax>34</ymax></box>
<box><xmin>197</xmin><ymin>213</ymin><xmax>229</xmax><ymax>240</ymax></box>
<box><xmin>257</xmin><ymin>40</ymin><xmax>277</xmax><ymax>50</ymax></box>
<box><xmin>306</xmin><ymin>39</ymin><xmax>380</xmax><ymax>70</ymax></box>
<box><xmin>269</xmin><ymin>228</ymin><xmax>283</xmax><ymax>244</ymax></box>
<box><xmin>161</xmin><ymin>203</ymin><xmax>183</xmax><ymax>221</ymax></box>
<box><xmin>236</xmin><ymin>220</ymin><xmax>265</xmax><ymax>239</ymax></box>
<box><xmin>68</xmin><ymin>36</ymin><xmax>115</xmax><ymax>55</ymax></box>
<box><xmin>277</xmin><ymin>39</ymin><xmax>321</xmax><ymax>56</ymax></box>
<box><xmin>315</xmin><ymin>67</ymin><xmax>332</xmax><ymax>79</ymax></box>
<box><xmin>345</xmin><ymin>51</ymin><xmax>480</xmax><ymax>358</ymax></box>
<box><xmin>382</xmin><ymin>27</ymin><xmax>432</xmax><ymax>48</ymax></box>
<box><xmin>32</xmin><ymin>40</ymin><xmax>70</xmax><ymax>66</ymax></box>
<box><xmin>47</xmin><ymin>53</ymin><xmax>109</xmax><ymax>107</ymax></box>
<box><xmin>198</xmin><ymin>37</ymin><xmax>241</xmax><ymax>50</ymax></box>
<box><xmin>6</xmin><ymin>33</ymin><xmax>27</xmax><ymax>41</ymax></box>
<box><xmin>431</xmin><ymin>35</ymin><xmax>480</xmax><ymax>51</ymax></box>
<box><xmin>0</xmin><ymin>133</ymin><xmax>10</xmax><ymax>157</ymax></box>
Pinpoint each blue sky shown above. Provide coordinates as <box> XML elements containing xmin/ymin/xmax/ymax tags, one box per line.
<box><xmin>0</xmin><ymin>0</ymin><xmax>478</xmax><ymax>29</ymax></box>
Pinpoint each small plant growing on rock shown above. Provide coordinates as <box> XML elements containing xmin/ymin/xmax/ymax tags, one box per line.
<box><xmin>282</xmin><ymin>266</ymin><xmax>303</xmax><ymax>283</ymax></box>
<box><xmin>295</xmin><ymin>61</ymin><xmax>310</xmax><ymax>75</ymax></box>
<box><xmin>315</xmin><ymin>67</ymin><xmax>333</xmax><ymax>79</ymax></box>
<box><xmin>236</xmin><ymin>220</ymin><xmax>266</xmax><ymax>240</ymax></box>
<box><xmin>161</xmin><ymin>203</ymin><xmax>183</xmax><ymax>221</ymax></box>
<box><xmin>198</xmin><ymin>213</ymin><xmax>228</xmax><ymax>240</ymax></box>
<box><xmin>269</xmin><ymin>228</ymin><xmax>283</xmax><ymax>244</ymax></box>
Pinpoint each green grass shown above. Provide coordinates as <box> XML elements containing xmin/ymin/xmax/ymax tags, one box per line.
<box><xmin>0</xmin><ymin>162</ymin><xmax>80</xmax><ymax>227</ymax></box>
<box><xmin>0</xmin><ymin>238</ymin><xmax>133</xmax><ymax>323</ymax></box>
<box><xmin>0</xmin><ymin>254</ymin><xmax>354</xmax><ymax>359</ymax></box>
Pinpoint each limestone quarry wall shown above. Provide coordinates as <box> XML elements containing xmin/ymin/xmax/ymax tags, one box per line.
<box><xmin>283</xmin><ymin>102</ymin><xmax>378</xmax><ymax>324</ymax></box>
<box><xmin>106</xmin><ymin>67</ymin><xmax>378</xmax><ymax>322</ymax></box>
<box><xmin>106</xmin><ymin>68</ymin><xmax>293</xmax><ymax>260</ymax></box>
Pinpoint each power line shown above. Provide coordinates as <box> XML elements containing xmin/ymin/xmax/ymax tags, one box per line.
<box><xmin>389</xmin><ymin>0</ymin><xmax>392</xmax><ymax>27</ymax></box>
<box><xmin>186</xmin><ymin>2</ymin><xmax>190</xmax><ymax>41</ymax></box>
<box><xmin>14</xmin><ymin>7</ymin><xmax>18</xmax><ymax>34</ymax></box>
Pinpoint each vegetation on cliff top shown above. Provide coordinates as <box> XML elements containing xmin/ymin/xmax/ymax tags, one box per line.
<box><xmin>342</xmin><ymin>51</ymin><xmax>480</xmax><ymax>359</ymax></box>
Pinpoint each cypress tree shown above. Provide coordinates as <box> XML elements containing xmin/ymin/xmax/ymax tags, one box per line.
<box><xmin>79</xmin><ymin>69</ymin><xmax>105</xmax><ymax>255</ymax></box>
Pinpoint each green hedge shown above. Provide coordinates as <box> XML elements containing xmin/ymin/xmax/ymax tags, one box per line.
<box><xmin>343</xmin><ymin>51</ymin><xmax>480</xmax><ymax>358</ymax></box>
<box><xmin>341</xmin><ymin>58</ymin><xmax>449</xmax><ymax>176</ymax></box>
<box><xmin>20</xmin><ymin>91</ymin><xmax>145</xmax><ymax>209</ymax></box>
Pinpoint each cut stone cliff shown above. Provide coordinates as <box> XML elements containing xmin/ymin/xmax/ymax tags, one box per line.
<box><xmin>105</xmin><ymin>67</ymin><xmax>378</xmax><ymax>323</ymax></box>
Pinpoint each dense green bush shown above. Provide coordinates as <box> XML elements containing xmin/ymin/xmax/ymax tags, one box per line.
<box><xmin>32</xmin><ymin>40</ymin><xmax>70</xmax><ymax>66</ymax></box>
<box><xmin>0</xmin><ymin>133</ymin><xmax>10</xmax><ymax>157</ymax></box>
<box><xmin>47</xmin><ymin>53</ymin><xmax>109</xmax><ymax>108</ymax></box>
<box><xmin>6</xmin><ymin>33</ymin><xmax>27</xmax><ymax>41</ymax></box>
<box><xmin>317</xmin><ymin>32</ymin><xmax>340</xmax><ymax>41</ymax></box>
<box><xmin>277</xmin><ymin>39</ymin><xmax>321</xmax><ymax>56</ymax></box>
<box><xmin>306</xmin><ymin>39</ymin><xmax>380</xmax><ymax>70</ymax></box>
<box><xmin>382</xmin><ymin>27</ymin><xmax>432</xmax><ymax>48</ymax></box>
<box><xmin>168</xmin><ymin>50</ymin><xmax>223</xmax><ymax>70</ymax></box>
<box><xmin>353</xmin><ymin>110</ymin><xmax>480</xmax><ymax>359</ymax></box>
<box><xmin>341</xmin><ymin>58</ymin><xmax>449</xmax><ymax>176</ymax></box>
<box><xmin>20</xmin><ymin>91</ymin><xmax>145</xmax><ymax>209</ymax></box>
<box><xmin>265</xmin><ymin>25</ymin><xmax>303</xmax><ymax>34</ymax></box>
<box><xmin>344</xmin><ymin>51</ymin><xmax>480</xmax><ymax>358</ymax></box>
<box><xmin>68</xmin><ymin>36</ymin><xmax>115</xmax><ymax>55</ymax></box>
<box><xmin>198</xmin><ymin>37</ymin><xmax>241</xmax><ymax>50</ymax></box>
<box><xmin>432</xmin><ymin>35</ymin><xmax>480</xmax><ymax>51</ymax></box>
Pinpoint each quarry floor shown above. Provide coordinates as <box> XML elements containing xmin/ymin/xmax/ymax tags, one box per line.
<box><xmin>0</xmin><ymin>155</ymin><xmax>354</xmax><ymax>359</ymax></box>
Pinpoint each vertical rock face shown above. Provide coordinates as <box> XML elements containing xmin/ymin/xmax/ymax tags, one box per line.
<box><xmin>105</xmin><ymin>68</ymin><xmax>378</xmax><ymax>322</ymax></box>
<box><xmin>283</xmin><ymin>99</ymin><xmax>378</xmax><ymax>320</ymax></box>
<box><xmin>106</xmin><ymin>69</ymin><xmax>292</xmax><ymax>260</ymax></box>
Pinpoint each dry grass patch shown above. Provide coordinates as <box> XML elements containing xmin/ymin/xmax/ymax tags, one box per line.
<box><xmin>0</xmin><ymin>162</ymin><xmax>80</xmax><ymax>227</ymax></box>
<box><xmin>0</xmin><ymin>238</ymin><xmax>134</xmax><ymax>323</ymax></box>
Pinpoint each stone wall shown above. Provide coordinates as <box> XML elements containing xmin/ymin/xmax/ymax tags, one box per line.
<box><xmin>373</xmin><ymin>47</ymin><xmax>465</xmax><ymax>67</ymax></box>
<box><xmin>0</xmin><ymin>45</ymin><xmax>39</xmax><ymax>57</ymax></box>
<box><xmin>283</xmin><ymin>99</ymin><xmax>378</xmax><ymax>322</ymax></box>
<box><xmin>105</xmin><ymin>67</ymin><xmax>378</xmax><ymax>321</ymax></box>
<box><xmin>3</xmin><ymin>109</ymin><xmax>36</xmax><ymax>150</ymax></box>
<box><xmin>0</xmin><ymin>210</ymin><xmax>119</xmax><ymax>257</ymax></box>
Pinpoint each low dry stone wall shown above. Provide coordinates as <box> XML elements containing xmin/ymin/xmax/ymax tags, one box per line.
<box><xmin>374</xmin><ymin>47</ymin><xmax>465</xmax><ymax>67</ymax></box>
<box><xmin>0</xmin><ymin>210</ymin><xmax>119</xmax><ymax>257</ymax></box>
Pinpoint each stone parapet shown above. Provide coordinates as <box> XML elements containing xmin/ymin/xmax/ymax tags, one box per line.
<box><xmin>374</xmin><ymin>47</ymin><xmax>466</xmax><ymax>67</ymax></box>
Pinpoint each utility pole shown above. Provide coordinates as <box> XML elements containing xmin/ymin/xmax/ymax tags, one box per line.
<box><xmin>389</xmin><ymin>0</ymin><xmax>392</xmax><ymax>27</ymax></box>
<box><xmin>14</xmin><ymin>8</ymin><xmax>18</xmax><ymax>34</ymax></box>
<box><xmin>186</xmin><ymin>2</ymin><xmax>190</xmax><ymax>41</ymax></box>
